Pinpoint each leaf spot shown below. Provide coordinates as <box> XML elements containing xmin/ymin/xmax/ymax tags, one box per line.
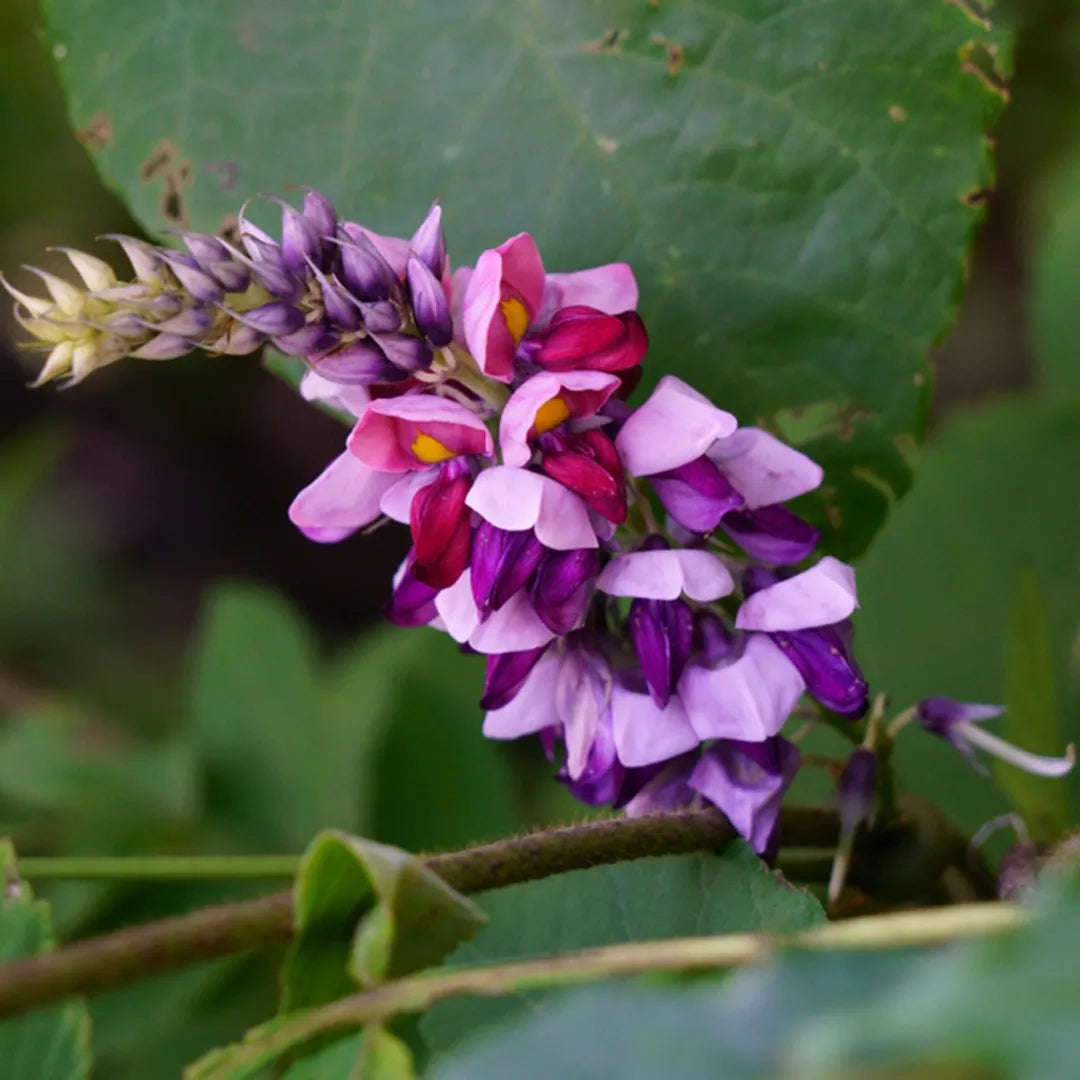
<box><xmin>888</xmin><ymin>105</ymin><xmax>908</xmax><ymax>123</ymax></box>
<box><xmin>582</xmin><ymin>27</ymin><xmax>624</xmax><ymax>54</ymax></box>
<box><xmin>140</xmin><ymin>139</ymin><xmax>193</xmax><ymax>228</ymax></box>
<box><xmin>76</xmin><ymin>111</ymin><xmax>112</xmax><ymax>152</ymax></box>
<box><xmin>597</xmin><ymin>135</ymin><xmax>619</xmax><ymax>154</ymax></box>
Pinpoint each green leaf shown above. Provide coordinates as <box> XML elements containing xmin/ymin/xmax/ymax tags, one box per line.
<box><xmin>282</xmin><ymin>830</ymin><xmax>486</xmax><ymax>1012</ymax></box>
<box><xmin>278</xmin><ymin>1034</ymin><xmax>362</xmax><ymax>1079</ymax></box>
<box><xmin>855</xmin><ymin>395</ymin><xmax>1080</xmax><ymax>832</ymax></box>
<box><xmin>0</xmin><ymin>842</ymin><xmax>92</xmax><ymax>1080</ymax></box>
<box><xmin>45</xmin><ymin>0</ymin><xmax>1009</xmax><ymax>555</ymax></box>
<box><xmin>429</xmin><ymin>870</ymin><xmax>1080</xmax><ymax>1080</ymax></box>
<box><xmin>1032</xmin><ymin>150</ymin><xmax>1080</xmax><ymax>400</ymax></box>
<box><xmin>998</xmin><ymin>571</ymin><xmax>1069</xmax><ymax>843</ymax></box>
<box><xmin>421</xmin><ymin>842</ymin><xmax>823</xmax><ymax>1058</ymax></box>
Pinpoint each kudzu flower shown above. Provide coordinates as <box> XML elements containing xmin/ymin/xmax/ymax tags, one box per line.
<box><xmin>9</xmin><ymin>188</ymin><xmax>881</xmax><ymax>855</ymax></box>
<box><xmin>915</xmin><ymin>698</ymin><xmax>1075</xmax><ymax>777</ymax></box>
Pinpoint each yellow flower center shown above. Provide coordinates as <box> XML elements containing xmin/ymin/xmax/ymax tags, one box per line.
<box><xmin>533</xmin><ymin>396</ymin><xmax>571</xmax><ymax>435</ymax></box>
<box><xmin>411</xmin><ymin>431</ymin><xmax>456</xmax><ymax>464</ymax></box>
<box><xmin>499</xmin><ymin>296</ymin><xmax>530</xmax><ymax>345</ymax></box>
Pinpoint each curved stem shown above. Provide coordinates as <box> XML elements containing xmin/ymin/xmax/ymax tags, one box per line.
<box><xmin>191</xmin><ymin>902</ymin><xmax>1028</xmax><ymax>1074</ymax></box>
<box><xmin>17</xmin><ymin>855</ymin><xmax>301</xmax><ymax>881</ymax></box>
<box><xmin>0</xmin><ymin>807</ymin><xmax>836</xmax><ymax>1018</ymax></box>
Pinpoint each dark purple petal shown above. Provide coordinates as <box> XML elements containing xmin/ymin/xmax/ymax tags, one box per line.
<box><xmin>530</xmin><ymin>548</ymin><xmax>599</xmax><ymax>635</ymax></box>
<box><xmin>229</xmin><ymin>301</ymin><xmax>305</xmax><ymax>337</ymax></box>
<box><xmin>837</xmin><ymin>748</ymin><xmax>877</xmax><ymax>834</ymax></box>
<box><xmin>406</xmin><ymin>256</ymin><xmax>453</xmax><ymax>347</ymax></box>
<box><xmin>916</xmin><ymin>698</ymin><xmax>1004</xmax><ymax>736</ymax></box>
<box><xmin>302</xmin><ymin>188</ymin><xmax>338</xmax><ymax>238</ymax></box>
<box><xmin>320</xmin><ymin>277</ymin><xmax>364</xmax><ymax>331</ymax></box>
<box><xmin>314</xmin><ymin>340</ymin><xmax>404</xmax><ymax>384</ymax></box>
<box><xmin>743</xmin><ymin>565</ymin><xmax>781</xmax><ymax>596</ymax></box>
<box><xmin>540</xmin><ymin>429</ymin><xmax>626</xmax><ymax>524</ymax></box>
<box><xmin>693</xmin><ymin>610</ymin><xmax>736</xmax><ymax>665</ymax></box>
<box><xmin>721</xmin><ymin>505</ymin><xmax>820</xmax><ymax>565</ymax></box>
<box><xmin>410</xmin><ymin>203</ymin><xmax>446</xmax><ymax>278</ymax></box>
<box><xmin>249</xmin><ymin>259</ymin><xmax>305</xmax><ymax>303</ymax></box>
<box><xmin>384</xmin><ymin>558</ymin><xmax>440</xmax><ymax>627</ymax></box>
<box><xmin>650</xmin><ymin>456</ymin><xmax>743</xmax><ymax>534</ymax></box>
<box><xmin>628</xmin><ymin>598</ymin><xmax>694</xmax><ymax>709</ymax></box>
<box><xmin>772</xmin><ymin>621</ymin><xmax>868</xmax><ymax>716</ymax></box>
<box><xmin>339</xmin><ymin>234</ymin><xmax>397</xmax><ymax>302</ymax></box>
<box><xmin>470</xmin><ymin>522</ymin><xmax>544</xmax><ymax>617</ymax></box>
<box><xmin>279</xmin><ymin>201</ymin><xmax>321</xmax><ymax>273</ymax></box>
<box><xmin>361</xmin><ymin>301</ymin><xmax>403</xmax><ymax>334</ymax></box>
<box><xmin>481</xmin><ymin>645</ymin><xmax>549</xmax><ymax>710</ymax></box>
<box><xmin>375</xmin><ymin>332</ymin><xmax>432</xmax><ymax>372</ymax></box>
<box><xmin>273</xmin><ymin>324</ymin><xmax>339</xmax><ymax>356</ymax></box>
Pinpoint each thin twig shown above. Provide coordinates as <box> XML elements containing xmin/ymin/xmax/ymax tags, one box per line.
<box><xmin>0</xmin><ymin>807</ymin><xmax>837</xmax><ymax>1017</ymax></box>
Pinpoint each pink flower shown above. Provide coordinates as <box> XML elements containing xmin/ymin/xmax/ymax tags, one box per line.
<box><xmin>499</xmin><ymin>370</ymin><xmax>620</xmax><ymax>467</ymax></box>
<box><xmin>288</xmin><ymin>452</ymin><xmax>398</xmax><ymax>543</ymax></box>
<box><xmin>735</xmin><ymin>557</ymin><xmax>858</xmax><ymax>632</ymax></box>
<box><xmin>708</xmin><ymin>427</ymin><xmax>823</xmax><ymax>509</ymax></box>
<box><xmin>347</xmin><ymin>394</ymin><xmax>493</xmax><ymax>472</ymax></box>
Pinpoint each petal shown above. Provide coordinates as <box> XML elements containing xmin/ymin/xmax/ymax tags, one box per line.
<box><xmin>300</xmin><ymin>370</ymin><xmax>372</xmax><ymax>417</ymax></box>
<box><xmin>483</xmin><ymin>648</ymin><xmax>563</xmax><ymax>739</ymax></box>
<box><xmin>680</xmin><ymin>635</ymin><xmax>805</xmax><ymax>741</ymax></box>
<box><xmin>709</xmin><ymin>427</ymin><xmax>823</xmax><ymax>509</ymax></box>
<box><xmin>348</xmin><ymin>394</ymin><xmax>492</xmax><ymax>471</ymax></box>
<box><xmin>735</xmin><ymin>556</ymin><xmax>858</xmax><ymax>632</ymax></box>
<box><xmin>379</xmin><ymin>469</ymin><xmax>438</xmax><ymax>523</ymax></box>
<box><xmin>288</xmin><ymin>451</ymin><xmax>397</xmax><ymax>542</ymax></box>
<box><xmin>721</xmin><ymin>505</ymin><xmax>820</xmax><ymax>566</ymax></box>
<box><xmin>500</xmin><ymin>370</ymin><xmax>620</xmax><ymax>467</ymax></box>
<box><xmin>434</xmin><ymin>569</ymin><xmax>481</xmax><ymax>643</ymax></box>
<box><xmin>650</xmin><ymin>457</ymin><xmax>744</xmax><ymax>535</ymax></box>
<box><xmin>540</xmin><ymin>263</ymin><xmax>638</xmax><ymax>318</ymax></box>
<box><xmin>596</xmin><ymin>548</ymin><xmax>733</xmax><ymax>601</ymax></box>
<box><xmin>466</xmin><ymin>467</ymin><xmax>597</xmax><ymax>550</ymax></box>
<box><xmin>469</xmin><ymin>588</ymin><xmax>559</xmax><ymax>654</ymax></box>
<box><xmin>615</xmin><ymin>376</ymin><xmax>738</xmax><ymax>476</ymax></box>
<box><xmin>496</xmin><ymin>232</ymin><xmax>546</xmax><ymax>314</ymax></box>
<box><xmin>610</xmin><ymin>685</ymin><xmax>699</xmax><ymax>767</ymax></box>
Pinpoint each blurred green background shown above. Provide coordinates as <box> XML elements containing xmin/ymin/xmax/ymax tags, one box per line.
<box><xmin>1</xmin><ymin>0</ymin><xmax>1079</xmax><ymax>1074</ymax></box>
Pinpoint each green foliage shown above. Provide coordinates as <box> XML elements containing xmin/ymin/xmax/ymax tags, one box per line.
<box><xmin>283</xmin><ymin>830</ymin><xmax>486</xmax><ymax>1011</ymax></box>
<box><xmin>422</xmin><ymin>843</ymin><xmax>824</xmax><ymax>1057</ymax></box>
<box><xmin>44</xmin><ymin>0</ymin><xmax>1008</xmax><ymax>555</ymax></box>
<box><xmin>999</xmin><ymin>572</ymin><xmax>1069</xmax><ymax>842</ymax></box>
<box><xmin>0</xmin><ymin>843</ymin><xmax>91</xmax><ymax>1080</ymax></box>
<box><xmin>429</xmin><ymin>869</ymin><xmax>1080</xmax><ymax>1080</ymax></box>
<box><xmin>856</xmin><ymin>395</ymin><xmax>1080</xmax><ymax>832</ymax></box>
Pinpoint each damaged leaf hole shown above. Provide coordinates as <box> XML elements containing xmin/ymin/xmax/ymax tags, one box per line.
<box><xmin>140</xmin><ymin>139</ymin><xmax>193</xmax><ymax>228</ymax></box>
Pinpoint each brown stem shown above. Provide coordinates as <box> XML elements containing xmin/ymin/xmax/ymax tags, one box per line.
<box><xmin>0</xmin><ymin>807</ymin><xmax>837</xmax><ymax>1018</ymax></box>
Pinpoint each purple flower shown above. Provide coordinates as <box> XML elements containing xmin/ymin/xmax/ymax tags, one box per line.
<box><xmin>916</xmin><ymin>698</ymin><xmax>1075</xmax><ymax>777</ymax></box>
<box><xmin>837</xmin><ymin>748</ymin><xmax>877</xmax><ymax>834</ymax></box>
<box><xmin>690</xmin><ymin>737</ymin><xmax>801</xmax><ymax>856</ymax></box>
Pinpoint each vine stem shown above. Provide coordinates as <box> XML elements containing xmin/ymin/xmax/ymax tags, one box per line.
<box><xmin>16</xmin><ymin>855</ymin><xmax>301</xmax><ymax>880</ymax></box>
<box><xmin>0</xmin><ymin>807</ymin><xmax>837</xmax><ymax>1018</ymax></box>
<box><xmin>194</xmin><ymin>902</ymin><xmax>1028</xmax><ymax>1075</ymax></box>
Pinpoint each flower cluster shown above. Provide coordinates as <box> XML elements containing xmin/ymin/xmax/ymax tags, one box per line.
<box><xmin>6</xmin><ymin>192</ymin><xmax>871</xmax><ymax>856</ymax></box>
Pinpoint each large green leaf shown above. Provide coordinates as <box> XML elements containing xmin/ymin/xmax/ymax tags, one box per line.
<box><xmin>855</xmin><ymin>394</ymin><xmax>1080</xmax><ymax>833</ymax></box>
<box><xmin>0</xmin><ymin>843</ymin><xmax>92</xmax><ymax>1080</ymax></box>
<box><xmin>44</xmin><ymin>0</ymin><xmax>1009</xmax><ymax>555</ymax></box>
<box><xmin>430</xmin><ymin>870</ymin><xmax>1080</xmax><ymax>1080</ymax></box>
<box><xmin>422</xmin><ymin>842</ymin><xmax>823</xmax><ymax>1057</ymax></box>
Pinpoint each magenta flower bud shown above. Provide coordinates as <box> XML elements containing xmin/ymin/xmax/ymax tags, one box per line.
<box><xmin>530</xmin><ymin>548</ymin><xmax>599</xmax><ymax>635</ymax></box>
<box><xmin>384</xmin><ymin>556</ymin><xmax>440</xmax><ymax>627</ymax></box>
<box><xmin>721</xmin><ymin>505</ymin><xmax>820</xmax><ymax>565</ymax></box>
<box><xmin>774</xmin><ymin>621</ymin><xmax>868</xmax><ymax>716</ymax></box>
<box><xmin>278</xmin><ymin>200</ymin><xmax>322</xmax><ymax>273</ymax></box>
<box><xmin>628</xmin><ymin>597</ymin><xmax>694</xmax><ymax>709</ymax></box>
<box><xmin>229</xmin><ymin>301</ymin><xmax>305</xmax><ymax>337</ymax></box>
<box><xmin>376</xmin><ymin>332</ymin><xmax>431</xmax><ymax>372</ymax></box>
<box><xmin>470</xmin><ymin>522</ymin><xmax>544</xmax><ymax>617</ymax></box>
<box><xmin>650</xmin><ymin>456</ymin><xmax>743</xmax><ymax>534</ymax></box>
<box><xmin>410</xmin><ymin>202</ymin><xmax>446</xmax><ymax>278</ymax></box>
<box><xmin>533</xmin><ymin>305</ymin><xmax>648</xmax><ymax>373</ymax></box>
<box><xmin>837</xmin><ymin>748</ymin><xmax>877</xmax><ymax>835</ymax></box>
<box><xmin>158</xmin><ymin>252</ymin><xmax>223</xmax><ymax>303</ymax></box>
<box><xmin>313</xmin><ymin>340</ymin><xmax>404</xmax><ymax>385</ymax></box>
<box><xmin>409</xmin><ymin>461</ymin><xmax>473</xmax><ymax>588</ymax></box>
<box><xmin>406</xmin><ymin>255</ymin><xmax>453</xmax><ymax>347</ymax></box>
<box><xmin>481</xmin><ymin>645</ymin><xmax>550</xmax><ymax>711</ymax></box>
<box><xmin>540</xmin><ymin>428</ymin><xmax>626</xmax><ymax>524</ymax></box>
<box><xmin>339</xmin><ymin>234</ymin><xmax>397</xmax><ymax>302</ymax></box>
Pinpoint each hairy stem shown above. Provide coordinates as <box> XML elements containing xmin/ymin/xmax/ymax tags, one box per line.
<box><xmin>192</xmin><ymin>902</ymin><xmax>1028</xmax><ymax>1075</ymax></box>
<box><xmin>0</xmin><ymin>807</ymin><xmax>835</xmax><ymax>1017</ymax></box>
<box><xmin>17</xmin><ymin>855</ymin><xmax>301</xmax><ymax>880</ymax></box>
